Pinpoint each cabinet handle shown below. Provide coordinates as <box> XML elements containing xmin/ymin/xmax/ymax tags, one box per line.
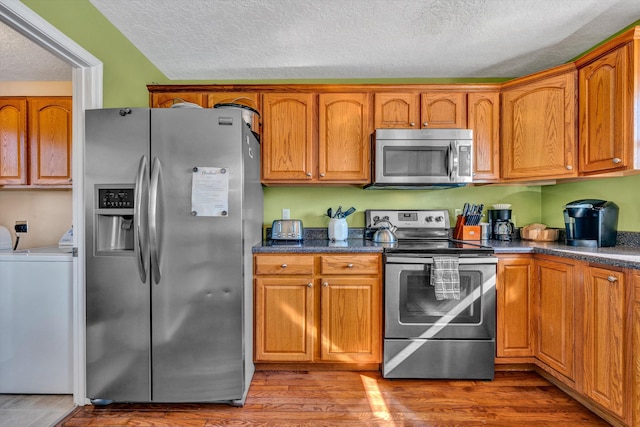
<box><xmin>607</xmin><ymin>275</ymin><xmax>618</xmax><ymax>282</ymax></box>
<box><xmin>410</xmin><ymin>122</ymin><xmax>416</xmax><ymax>127</ymax></box>
<box><xmin>323</xmin><ymin>281</ymin><xmax>329</xmax><ymax>287</ymax></box>
<box><xmin>566</xmin><ymin>165</ymin><xmax>573</xmax><ymax>170</ymax></box>
<box><xmin>347</xmin><ymin>263</ymin><xmax>354</xmax><ymax>268</ymax></box>
<box><xmin>612</xmin><ymin>158</ymin><xmax>621</xmax><ymax>164</ymax></box>
<box><xmin>281</xmin><ymin>264</ymin><xmax>287</xmax><ymax>268</ymax></box>
<box><xmin>320</xmin><ymin>173</ymin><xmax>325</xmax><ymax>177</ymax></box>
<box><xmin>306</xmin><ymin>172</ymin><xmax>312</xmax><ymax>177</ymax></box>
<box><xmin>307</xmin><ymin>282</ymin><xmax>313</xmax><ymax>288</ymax></box>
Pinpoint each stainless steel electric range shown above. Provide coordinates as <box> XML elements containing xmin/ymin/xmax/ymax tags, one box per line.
<box><xmin>365</xmin><ymin>209</ymin><xmax>498</xmax><ymax>380</ymax></box>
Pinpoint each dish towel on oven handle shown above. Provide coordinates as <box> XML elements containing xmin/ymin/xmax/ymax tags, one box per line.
<box><xmin>430</xmin><ymin>256</ymin><xmax>460</xmax><ymax>300</ymax></box>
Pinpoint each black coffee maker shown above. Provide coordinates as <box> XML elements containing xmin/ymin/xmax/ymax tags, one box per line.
<box><xmin>563</xmin><ymin>199</ymin><xmax>619</xmax><ymax>247</ymax></box>
<box><xmin>488</xmin><ymin>209</ymin><xmax>514</xmax><ymax>241</ymax></box>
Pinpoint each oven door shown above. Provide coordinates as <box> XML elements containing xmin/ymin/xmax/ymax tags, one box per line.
<box><xmin>385</xmin><ymin>255</ymin><xmax>496</xmax><ymax>340</ymax></box>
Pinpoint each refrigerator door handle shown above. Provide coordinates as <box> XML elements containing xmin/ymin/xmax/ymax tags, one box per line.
<box><xmin>149</xmin><ymin>156</ymin><xmax>162</xmax><ymax>284</ymax></box>
<box><xmin>134</xmin><ymin>155</ymin><xmax>149</xmax><ymax>283</ymax></box>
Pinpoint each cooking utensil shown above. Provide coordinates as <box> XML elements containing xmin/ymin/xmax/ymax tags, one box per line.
<box><xmin>327</xmin><ymin>208</ymin><xmax>333</xmax><ymax>218</ymax></box>
<box><xmin>342</xmin><ymin>207</ymin><xmax>356</xmax><ymax>218</ymax></box>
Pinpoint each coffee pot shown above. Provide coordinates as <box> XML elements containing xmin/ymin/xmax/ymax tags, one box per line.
<box><xmin>488</xmin><ymin>209</ymin><xmax>514</xmax><ymax>241</ymax></box>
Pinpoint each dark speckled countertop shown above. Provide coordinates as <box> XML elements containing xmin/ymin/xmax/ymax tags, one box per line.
<box><xmin>253</xmin><ymin>228</ymin><xmax>640</xmax><ymax>269</ymax></box>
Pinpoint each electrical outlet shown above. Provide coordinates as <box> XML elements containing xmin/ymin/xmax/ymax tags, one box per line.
<box><xmin>282</xmin><ymin>208</ymin><xmax>290</xmax><ymax>219</ymax></box>
<box><xmin>15</xmin><ymin>220</ymin><xmax>28</xmax><ymax>233</ymax></box>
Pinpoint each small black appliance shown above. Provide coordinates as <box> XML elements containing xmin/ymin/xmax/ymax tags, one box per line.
<box><xmin>488</xmin><ymin>209</ymin><xmax>514</xmax><ymax>241</ymax></box>
<box><xmin>563</xmin><ymin>199</ymin><xmax>619</xmax><ymax>247</ymax></box>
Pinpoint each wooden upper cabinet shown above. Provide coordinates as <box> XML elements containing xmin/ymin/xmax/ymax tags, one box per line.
<box><xmin>0</xmin><ymin>98</ymin><xmax>27</xmax><ymax>185</ymax></box>
<box><xmin>206</xmin><ymin>92</ymin><xmax>260</xmax><ymax>131</ymax></box>
<box><xmin>421</xmin><ymin>92</ymin><xmax>467</xmax><ymax>128</ymax></box>
<box><xmin>468</xmin><ymin>91</ymin><xmax>500</xmax><ymax>181</ymax></box>
<box><xmin>582</xmin><ymin>265</ymin><xmax>628</xmax><ymax>420</ymax></box>
<box><xmin>578</xmin><ymin>43</ymin><xmax>631</xmax><ymax>174</ymax></box>
<box><xmin>151</xmin><ymin>92</ymin><xmax>205</xmax><ymax>108</ymax></box>
<box><xmin>28</xmin><ymin>97</ymin><xmax>72</xmax><ymax>185</ymax></box>
<box><xmin>535</xmin><ymin>257</ymin><xmax>576</xmax><ymax>381</ymax></box>
<box><xmin>318</xmin><ymin>93</ymin><xmax>371</xmax><ymax>183</ymax></box>
<box><xmin>501</xmin><ymin>66</ymin><xmax>578</xmax><ymax>180</ymax></box>
<box><xmin>374</xmin><ymin>93</ymin><xmax>420</xmax><ymax>128</ymax></box>
<box><xmin>261</xmin><ymin>93</ymin><xmax>316</xmax><ymax>182</ymax></box>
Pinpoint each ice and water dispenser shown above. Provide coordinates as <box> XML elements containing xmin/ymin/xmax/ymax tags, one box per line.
<box><xmin>94</xmin><ymin>186</ymin><xmax>136</xmax><ymax>253</ymax></box>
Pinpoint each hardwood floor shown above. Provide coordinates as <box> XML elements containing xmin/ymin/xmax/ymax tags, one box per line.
<box><xmin>56</xmin><ymin>371</ymin><xmax>609</xmax><ymax>426</ymax></box>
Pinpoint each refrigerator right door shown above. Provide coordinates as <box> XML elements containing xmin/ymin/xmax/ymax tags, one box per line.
<box><xmin>149</xmin><ymin>109</ymin><xmax>247</xmax><ymax>402</ymax></box>
<box><xmin>85</xmin><ymin>108</ymin><xmax>152</xmax><ymax>402</ymax></box>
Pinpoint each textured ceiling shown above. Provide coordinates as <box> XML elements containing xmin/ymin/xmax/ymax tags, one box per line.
<box><xmin>88</xmin><ymin>0</ymin><xmax>640</xmax><ymax>80</ymax></box>
<box><xmin>2</xmin><ymin>0</ymin><xmax>640</xmax><ymax>82</ymax></box>
<box><xmin>0</xmin><ymin>21</ymin><xmax>71</xmax><ymax>81</ymax></box>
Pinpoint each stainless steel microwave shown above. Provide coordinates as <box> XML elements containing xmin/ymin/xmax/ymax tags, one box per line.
<box><xmin>366</xmin><ymin>128</ymin><xmax>474</xmax><ymax>189</ymax></box>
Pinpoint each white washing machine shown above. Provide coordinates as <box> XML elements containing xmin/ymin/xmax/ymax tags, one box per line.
<box><xmin>0</xmin><ymin>226</ymin><xmax>73</xmax><ymax>393</ymax></box>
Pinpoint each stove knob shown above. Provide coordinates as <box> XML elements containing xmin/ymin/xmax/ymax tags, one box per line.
<box><xmin>435</xmin><ymin>216</ymin><xmax>444</xmax><ymax>222</ymax></box>
<box><xmin>425</xmin><ymin>216</ymin><xmax>433</xmax><ymax>222</ymax></box>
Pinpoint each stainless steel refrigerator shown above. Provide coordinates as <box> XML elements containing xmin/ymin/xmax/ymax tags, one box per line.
<box><xmin>84</xmin><ymin>108</ymin><xmax>262</xmax><ymax>405</ymax></box>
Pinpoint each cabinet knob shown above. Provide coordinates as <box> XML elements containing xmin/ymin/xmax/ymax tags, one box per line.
<box><xmin>306</xmin><ymin>172</ymin><xmax>312</xmax><ymax>177</ymax></box>
<box><xmin>423</xmin><ymin>122</ymin><xmax>429</xmax><ymax>127</ymax></box>
<box><xmin>566</xmin><ymin>165</ymin><xmax>573</xmax><ymax>170</ymax></box>
<box><xmin>281</xmin><ymin>264</ymin><xmax>287</xmax><ymax>268</ymax></box>
<box><xmin>410</xmin><ymin>122</ymin><xmax>416</xmax><ymax>127</ymax></box>
<box><xmin>320</xmin><ymin>173</ymin><xmax>325</xmax><ymax>177</ymax></box>
<box><xmin>323</xmin><ymin>281</ymin><xmax>329</xmax><ymax>287</ymax></box>
<box><xmin>307</xmin><ymin>282</ymin><xmax>313</xmax><ymax>288</ymax></box>
<box><xmin>347</xmin><ymin>263</ymin><xmax>354</xmax><ymax>268</ymax></box>
<box><xmin>607</xmin><ymin>275</ymin><xmax>618</xmax><ymax>282</ymax></box>
<box><xmin>612</xmin><ymin>158</ymin><xmax>621</xmax><ymax>164</ymax></box>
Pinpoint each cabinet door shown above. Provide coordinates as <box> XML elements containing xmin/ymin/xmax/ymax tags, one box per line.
<box><xmin>578</xmin><ymin>44</ymin><xmax>630</xmax><ymax>174</ymax></box>
<box><xmin>420</xmin><ymin>92</ymin><xmax>466</xmax><ymax>128</ymax></box>
<box><xmin>468</xmin><ymin>92</ymin><xmax>500</xmax><ymax>181</ymax></box>
<box><xmin>318</xmin><ymin>93</ymin><xmax>371</xmax><ymax>183</ymax></box>
<box><xmin>535</xmin><ymin>258</ymin><xmax>575</xmax><ymax>380</ymax></box>
<box><xmin>0</xmin><ymin>98</ymin><xmax>27</xmax><ymax>185</ymax></box>
<box><xmin>28</xmin><ymin>97</ymin><xmax>72</xmax><ymax>185</ymax></box>
<box><xmin>497</xmin><ymin>256</ymin><xmax>535</xmax><ymax>357</ymax></box>
<box><xmin>151</xmin><ymin>92</ymin><xmax>205</xmax><ymax>108</ymax></box>
<box><xmin>633</xmin><ymin>270</ymin><xmax>640</xmax><ymax>427</ymax></box>
<box><xmin>320</xmin><ymin>277</ymin><xmax>381</xmax><ymax>363</ymax></box>
<box><xmin>254</xmin><ymin>277</ymin><xmax>314</xmax><ymax>362</ymax></box>
<box><xmin>501</xmin><ymin>71</ymin><xmax>577</xmax><ymax>180</ymax></box>
<box><xmin>206</xmin><ymin>92</ymin><xmax>260</xmax><ymax>131</ymax></box>
<box><xmin>583</xmin><ymin>266</ymin><xmax>627</xmax><ymax>419</ymax></box>
<box><xmin>261</xmin><ymin>93</ymin><xmax>315</xmax><ymax>182</ymax></box>
<box><xmin>374</xmin><ymin>93</ymin><xmax>420</xmax><ymax>128</ymax></box>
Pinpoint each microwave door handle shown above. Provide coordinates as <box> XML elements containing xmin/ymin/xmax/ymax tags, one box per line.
<box><xmin>449</xmin><ymin>140</ymin><xmax>459</xmax><ymax>180</ymax></box>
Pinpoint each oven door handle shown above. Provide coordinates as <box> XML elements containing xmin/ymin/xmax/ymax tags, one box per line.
<box><xmin>385</xmin><ymin>256</ymin><xmax>498</xmax><ymax>265</ymax></box>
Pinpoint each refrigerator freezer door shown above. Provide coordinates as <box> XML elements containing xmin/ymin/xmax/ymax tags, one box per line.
<box><xmin>85</xmin><ymin>108</ymin><xmax>152</xmax><ymax>402</ymax></box>
<box><xmin>149</xmin><ymin>109</ymin><xmax>247</xmax><ymax>402</ymax></box>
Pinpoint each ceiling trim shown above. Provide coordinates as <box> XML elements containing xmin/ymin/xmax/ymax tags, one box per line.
<box><xmin>0</xmin><ymin>0</ymin><xmax>104</xmax><ymax>407</ymax></box>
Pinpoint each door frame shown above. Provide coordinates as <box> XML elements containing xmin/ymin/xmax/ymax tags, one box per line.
<box><xmin>0</xmin><ymin>1</ymin><xmax>103</xmax><ymax>406</ymax></box>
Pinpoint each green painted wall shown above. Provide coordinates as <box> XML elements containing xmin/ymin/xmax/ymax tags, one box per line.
<box><xmin>21</xmin><ymin>1</ymin><xmax>639</xmax><ymax>232</ymax></box>
<box><xmin>541</xmin><ymin>175</ymin><xmax>640</xmax><ymax>231</ymax></box>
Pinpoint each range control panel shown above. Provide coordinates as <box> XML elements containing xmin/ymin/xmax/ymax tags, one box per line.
<box><xmin>365</xmin><ymin>209</ymin><xmax>451</xmax><ymax>230</ymax></box>
<box><xmin>98</xmin><ymin>188</ymin><xmax>135</xmax><ymax>209</ymax></box>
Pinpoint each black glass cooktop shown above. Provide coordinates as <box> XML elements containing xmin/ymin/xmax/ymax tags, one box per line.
<box><xmin>382</xmin><ymin>239</ymin><xmax>494</xmax><ymax>256</ymax></box>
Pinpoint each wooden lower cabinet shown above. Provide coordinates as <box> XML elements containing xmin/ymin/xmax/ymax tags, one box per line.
<box><xmin>534</xmin><ymin>256</ymin><xmax>576</xmax><ymax>382</ymax></box>
<box><xmin>582</xmin><ymin>264</ymin><xmax>629</xmax><ymax>422</ymax></box>
<box><xmin>496</xmin><ymin>255</ymin><xmax>535</xmax><ymax>358</ymax></box>
<box><xmin>254</xmin><ymin>253</ymin><xmax>382</xmax><ymax>365</ymax></box>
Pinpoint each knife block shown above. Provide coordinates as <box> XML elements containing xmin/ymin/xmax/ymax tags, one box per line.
<box><xmin>453</xmin><ymin>215</ymin><xmax>481</xmax><ymax>240</ymax></box>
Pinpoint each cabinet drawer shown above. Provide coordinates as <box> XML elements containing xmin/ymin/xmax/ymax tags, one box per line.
<box><xmin>255</xmin><ymin>255</ymin><xmax>314</xmax><ymax>275</ymax></box>
<box><xmin>320</xmin><ymin>255</ymin><xmax>379</xmax><ymax>275</ymax></box>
